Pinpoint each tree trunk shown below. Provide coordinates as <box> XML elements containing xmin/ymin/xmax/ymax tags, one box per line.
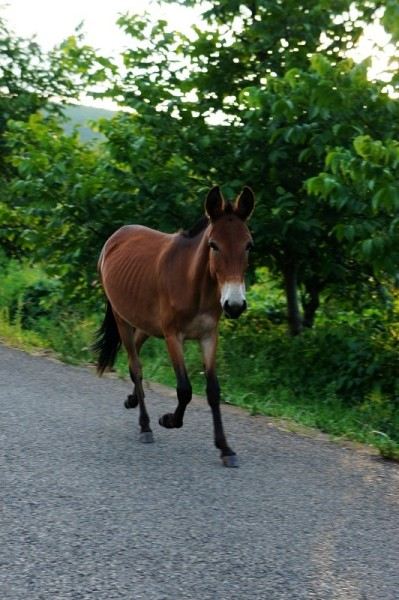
<box><xmin>302</xmin><ymin>281</ymin><xmax>321</xmax><ymax>329</ymax></box>
<box><xmin>282</xmin><ymin>261</ymin><xmax>302</xmax><ymax>336</ymax></box>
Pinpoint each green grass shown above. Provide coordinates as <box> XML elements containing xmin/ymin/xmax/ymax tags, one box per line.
<box><xmin>0</xmin><ymin>259</ymin><xmax>398</xmax><ymax>461</ymax></box>
<box><xmin>2</xmin><ymin>310</ymin><xmax>398</xmax><ymax>460</ymax></box>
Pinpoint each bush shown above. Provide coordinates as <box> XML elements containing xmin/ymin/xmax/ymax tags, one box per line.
<box><xmin>220</xmin><ymin>308</ymin><xmax>398</xmax><ymax>403</ymax></box>
<box><xmin>0</xmin><ymin>255</ymin><xmax>397</xmax><ymax>454</ymax></box>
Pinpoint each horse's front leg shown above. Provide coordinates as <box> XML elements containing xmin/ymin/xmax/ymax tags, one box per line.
<box><xmin>159</xmin><ymin>334</ymin><xmax>192</xmax><ymax>429</ymax></box>
<box><xmin>200</xmin><ymin>333</ymin><xmax>238</xmax><ymax>467</ymax></box>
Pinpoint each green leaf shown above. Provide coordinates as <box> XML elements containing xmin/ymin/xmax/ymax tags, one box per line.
<box><xmin>310</xmin><ymin>54</ymin><xmax>332</xmax><ymax>76</ymax></box>
<box><xmin>372</xmin><ymin>186</ymin><xmax>399</xmax><ymax>212</ymax></box>
<box><xmin>240</xmin><ymin>87</ymin><xmax>263</xmax><ymax>109</ymax></box>
<box><xmin>361</xmin><ymin>239</ymin><xmax>373</xmax><ymax>258</ymax></box>
<box><xmin>271</xmin><ymin>99</ymin><xmax>294</xmax><ymax>118</ymax></box>
<box><xmin>382</xmin><ymin>0</ymin><xmax>399</xmax><ymax>41</ymax></box>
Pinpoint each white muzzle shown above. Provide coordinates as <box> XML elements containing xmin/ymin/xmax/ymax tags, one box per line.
<box><xmin>220</xmin><ymin>282</ymin><xmax>247</xmax><ymax>319</ymax></box>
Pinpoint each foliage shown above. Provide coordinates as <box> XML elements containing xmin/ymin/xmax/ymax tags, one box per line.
<box><xmin>2</xmin><ymin>111</ymin><xmax>210</xmax><ymax>305</ymax></box>
<box><xmin>0</xmin><ymin>16</ymin><xmax>114</xmax><ymax>167</ymax></box>
<box><xmin>0</xmin><ymin>252</ymin><xmax>42</xmax><ymax>318</ymax></box>
<box><xmin>2</xmin><ymin>4</ymin><xmax>398</xmax><ymax>326</ymax></box>
<box><xmin>307</xmin><ymin>135</ymin><xmax>399</xmax><ymax>275</ymax></box>
<box><xmin>2</xmin><ymin>115</ymin><xmax>107</xmax><ymax>303</ymax></box>
<box><xmin>0</xmin><ymin>5</ymin><xmax>398</xmax><ymax>457</ymax></box>
<box><xmin>0</xmin><ymin>256</ymin><xmax>397</xmax><ymax>458</ymax></box>
<box><xmin>0</xmin><ymin>12</ymin><xmax>118</xmax><ymax>288</ymax></box>
<box><xmin>108</xmin><ymin>3</ymin><xmax>399</xmax><ymax>332</ymax></box>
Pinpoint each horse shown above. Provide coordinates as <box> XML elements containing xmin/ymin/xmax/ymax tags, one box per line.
<box><xmin>94</xmin><ymin>185</ymin><xmax>255</xmax><ymax>467</ymax></box>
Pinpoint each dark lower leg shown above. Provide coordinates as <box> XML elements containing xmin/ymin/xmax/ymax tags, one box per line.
<box><xmin>125</xmin><ymin>356</ymin><xmax>151</xmax><ymax>435</ymax></box>
<box><xmin>114</xmin><ymin>318</ymin><xmax>153</xmax><ymax>441</ymax></box>
<box><xmin>174</xmin><ymin>373</ymin><xmax>192</xmax><ymax>426</ymax></box>
<box><xmin>125</xmin><ymin>367</ymin><xmax>140</xmax><ymax>408</ymax></box>
<box><xmin>138</xmin><ymin>396</ymin><xmax>151</xmax><ymax>433</ymax></box>
<box><xmin>159</xmin><ymin>369</ymin><xmax>192</xmax><ymax>428</ymax></box>
<box><xmin>206</xmin><ymin>371</ymin><xmax>235</xmax><ymax>457</ymax></box>
<box><xmin>129</xmin><ymin>365</ymin><xmax>152</xmax><ymax>442</ymax></box>
<box><xmin>128</xmin><ymin>365</ymin><xmax>151</xmax><ymax>434</ymax></box>
<box><xmin>159</xmin><ymin>332</ymin><xmax>192</xmax><ymax>429</ymax></box>
<box><xmin>125</xmin><ymin>331</ymin><xmax>148</xmax><ymax>409</ymax></box>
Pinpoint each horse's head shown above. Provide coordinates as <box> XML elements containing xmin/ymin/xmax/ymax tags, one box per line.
<box><xmin>205</xmin><ymin>186</ymin><xmax>255</xmax><ymax>319</ymax></box>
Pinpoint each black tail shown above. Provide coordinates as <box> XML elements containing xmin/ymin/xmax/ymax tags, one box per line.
<box><xmin>93</xmin><ymin>302</ymin><xmax>121</xmax><ymax>375</ymax></box>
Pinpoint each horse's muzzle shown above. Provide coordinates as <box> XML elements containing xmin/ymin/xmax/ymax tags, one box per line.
<box><xmin>223</xmin><ymin>299</ymin><xmax>247</xmax><ymax>319</ymax></box>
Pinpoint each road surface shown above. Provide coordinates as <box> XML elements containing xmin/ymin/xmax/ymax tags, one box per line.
<box><xmin>1</xmin><ymin>344</ymin><xmax>398</xmax><ymax>599</ymax></box>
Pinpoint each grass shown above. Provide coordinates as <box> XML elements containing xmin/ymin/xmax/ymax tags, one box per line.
<box><xmin>1</xmin><ymin>310</ymin><xmax>398</xmax><ymax>461</ymax></box>
<box><xmin>0</xmin><ymin>310</ymin><xmax>47</xmax><ymax>352</ymax></box>
<box><xmin>0</xmin><ymin>259</ymin><xmax>398</xmax><ymax>461</ymax></box>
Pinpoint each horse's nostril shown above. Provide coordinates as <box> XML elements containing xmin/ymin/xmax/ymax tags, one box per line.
<box><xmin>223</xmin><ymin>300</ymin><xmax>247</xmax><ymax>319</ymax></box>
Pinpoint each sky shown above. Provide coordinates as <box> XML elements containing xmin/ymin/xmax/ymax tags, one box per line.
<box><xmin>1</xmin><ymin>0</ymin><xmax>395</xmax><ymax>107</ymax></box>
<box><xmin>2</xmin><ymin>0</ymin><xmax>203</xmax><ymax>108</ymax></box>
<box><xmin>1</xmin><ymin>0</ymin><xmax>199</xmax><ymax>54</ymax></box>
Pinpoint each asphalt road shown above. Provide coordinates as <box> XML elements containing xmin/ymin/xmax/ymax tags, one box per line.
<box><xmin>1</xmin><ymin>344</ymin><xmax>398</xmax><ymax>600</ymax></box>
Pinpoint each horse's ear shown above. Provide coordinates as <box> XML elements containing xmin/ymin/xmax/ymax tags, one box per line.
<box><xmin>235</xmin><ymin>186</ymin><xmax>255</xmax><ymax>221</ymax></box>
<box><xmin>205</xmin><ymin>186</ymin><xmax>224</xmax><ymax>221</ymax></box>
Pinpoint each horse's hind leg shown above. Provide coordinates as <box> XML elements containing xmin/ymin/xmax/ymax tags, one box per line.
<box><xmin>159</xmin><ymin>334</ymin><xmax>192</xmax><ymax>429</ymax></box>
<box><xmin>125</xmin><ymin>330</ymin><xmax>148</xmax><ymax>409</ymax></box>
<box><xmin>115</xmin><ymin>317</ymin><xmax>153</xmax><ymax>443</ymax></box>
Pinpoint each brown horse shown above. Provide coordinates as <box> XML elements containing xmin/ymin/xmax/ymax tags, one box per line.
<box><xmin>94</xmin><ymin>186</ymin><xmax>255</xmax><ymax>467</ymax></box>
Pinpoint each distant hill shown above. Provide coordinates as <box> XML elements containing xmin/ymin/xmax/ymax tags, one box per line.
<box><xmin>62</xmin><ymin>104</ymin><xmax>115</xmax><ymax>142</ymax></box>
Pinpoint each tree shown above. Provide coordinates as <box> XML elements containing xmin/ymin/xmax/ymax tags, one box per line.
<box><xmin>105</xmin><ymin>1</ymin><xmax>399</xmax><ymax>333</ymax></box>
<box><xmin>307</xmin><ymin>135</ymin><xmax>399</xmax><ymax>277</ymax></box>
<box><xmin>2</xmin><ymin>109</ymin><xmax>202</xmax><ymax>306</ymax></box>
<box><xmin>2</xmin><ymin>1</ymin><xmax>398</xmax><ymax>331</ymax></box>
<box><xmin>0</xmin><ymin>14</ymin><xmax>115</xmax><ymax>258</ymax></box>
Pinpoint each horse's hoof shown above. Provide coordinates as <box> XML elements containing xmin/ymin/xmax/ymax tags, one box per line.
<box><xmin>139</xmin><ymin>431</ymin><xmax>154</xmax><ymax>444</ymax></box>
<box><xmin>125</xmin><ymin>394</ymin><xmax>138</xmax><ymax>409</ymax></box>
<box><xmin>159</xmin><ymin>413</ymin><xmax>176</xmax><ymax>428</ymax></box>
<box><xmin>222</xmin><ymin>454</ymin><xmax>239</xmax><ymax>468</ymax></box>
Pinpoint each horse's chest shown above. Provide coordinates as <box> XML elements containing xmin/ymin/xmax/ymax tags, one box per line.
<box><xmin>183</xmin><ymin>313</ymin><xmax>217</xmax><ymax>339</ymax></box>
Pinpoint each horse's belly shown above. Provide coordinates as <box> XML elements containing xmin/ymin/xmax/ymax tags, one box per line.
<box><xmin>105</xmin><ymin>279</ymin><xmax>163</xmax><ymax>337</ymax></box>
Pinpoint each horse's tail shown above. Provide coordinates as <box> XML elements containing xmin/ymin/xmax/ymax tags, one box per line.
<box><xmin>93</xmin><ymin>301</ymin><xmax>121</xmax><ymax>375</ymax></box>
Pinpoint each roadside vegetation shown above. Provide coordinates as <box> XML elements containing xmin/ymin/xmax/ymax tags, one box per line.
<box><xmin>0</xmin><ymin>1</ymin><xmax>398</xmax><ymax>459</ymax></box>
<box><xmin>1</xmin><ymin>258</ymin><xmax>398</xmax><ymax>459</ymax></box>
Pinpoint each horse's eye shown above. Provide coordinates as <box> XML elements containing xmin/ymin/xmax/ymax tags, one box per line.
<box><xmin>246</xmin><ymin>241</ymin><xmax>254</xmax><ymax>252</ymax></box>
<box><xmin>209</xmin><ymin>241</ymin><xmax>220</xmax><ymax>252</ymax></box>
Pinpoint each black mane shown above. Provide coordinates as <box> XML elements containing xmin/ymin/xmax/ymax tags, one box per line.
<box><xmin>180</xmin><ymin>203</ymin><xmax>236</xmax><ymax>238</ymax></box>
<box><xmin>181</xmin><ymin>216</ymin><xmax>210</xmax><ymax>238</ymax></box>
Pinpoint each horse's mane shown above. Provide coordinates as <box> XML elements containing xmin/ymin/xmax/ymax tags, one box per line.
<box><xmin>180</xmin><ymin>203</ymin><xmax>235</xmax><ymax>238</ymax></box>
<box><xmin>181</xmin><ymin>216</ymin><xmax>210</xmax><ymax>239</ymax></box>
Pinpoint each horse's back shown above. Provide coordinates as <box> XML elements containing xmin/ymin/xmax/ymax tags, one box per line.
<box><xmin>100</xmin><ymin>225</ymin><xmax>170</xmax><ymax>264</ymax></box>
<box><xmin>99</xmin><ymin>225</ymin><xmax>174</xmax><ymax>335</ymax></box>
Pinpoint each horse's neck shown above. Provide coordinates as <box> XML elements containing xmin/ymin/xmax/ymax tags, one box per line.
<box><xmin>188</xmin><ymin>229</ymin><xmax>219</xmax><ymax>307</ymax></box>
